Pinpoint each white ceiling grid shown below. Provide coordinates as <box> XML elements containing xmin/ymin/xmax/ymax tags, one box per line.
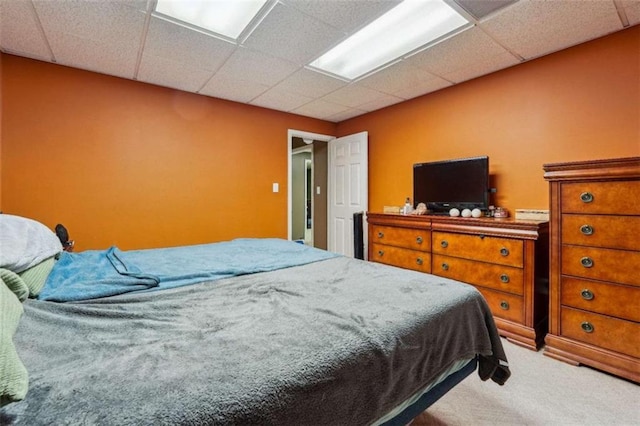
<box><xmin>0</xmin><ymin>0</ymin><xmax>638</xmax><ymax>122</ymax></box>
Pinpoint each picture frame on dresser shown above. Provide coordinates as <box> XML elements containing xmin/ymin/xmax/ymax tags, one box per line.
<box><xmin>543</xmin><ymin>156</ymin><xmax>640</xmax><ymax>383</ymax></box>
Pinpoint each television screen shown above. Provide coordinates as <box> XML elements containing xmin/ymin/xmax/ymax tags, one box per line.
<box><xmin>413</xmin><ymin>156</ymin><xmax>489</xmax><ymax>214</ymax></box>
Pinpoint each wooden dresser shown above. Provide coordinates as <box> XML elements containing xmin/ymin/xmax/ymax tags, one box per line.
<box><xmin>369</xmin><ymin>214</ymin><xmax>432</xmax><ymax>273</ymax></box>
<box><xmin>368</xmin><ymin>213</ymin><xmax>549</xmax><ymax>350</ymax></box>
<box><xmin>543</xmin><ymin>157</ymin><xmax>640</xmax><ymax>383</ymax></box>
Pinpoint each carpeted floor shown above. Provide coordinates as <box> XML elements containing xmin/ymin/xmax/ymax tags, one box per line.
<box><xmin>413</xmin><ymin>339</ymin><xmax>639</xmax><ymax>425</ymax></box>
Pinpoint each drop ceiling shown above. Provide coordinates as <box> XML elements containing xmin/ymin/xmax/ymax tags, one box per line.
<box><xmin>1</xmin><ymin>0</ymin><xmax>638</xmax><ymax>122</ymax></box>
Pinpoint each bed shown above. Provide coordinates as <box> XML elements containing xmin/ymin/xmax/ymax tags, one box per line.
<box><xmin>0</xmin><ymin>214</ymin><xmax>510</xmax><ymax>425</ymax></box>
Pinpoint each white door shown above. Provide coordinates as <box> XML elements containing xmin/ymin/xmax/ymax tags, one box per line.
<box><xmin>328</xmin><ymin>131</ymin><xmax>368</xmax><ymax>257</ymax></box>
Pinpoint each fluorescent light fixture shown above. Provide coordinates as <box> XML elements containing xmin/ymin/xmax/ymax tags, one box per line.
<box><xmin>309</xmin><ymin>0</ymin><xmax>470</xmax><ymax>80</ymax></box>
<box><xmin>154</xmin><ymin>0</ymin><xmax>268</xmax><ymax>40</ymax></box>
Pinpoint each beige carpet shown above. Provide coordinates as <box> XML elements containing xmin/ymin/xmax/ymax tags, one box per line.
<box><xmin>413</xmin><ymin>339</ymin><xmax>639</xmax><ymax>426</ymax></box>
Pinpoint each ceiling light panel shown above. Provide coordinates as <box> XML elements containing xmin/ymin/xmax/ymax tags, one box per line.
<box><xmin>154</xmin><ymin>0</ymin><xmax>268</xmax><ymax>40</ymax></box>
<box><xmin>309</xmin><ymin>0</ymin><xmax>471</xmax><ymax>80</ymax></box>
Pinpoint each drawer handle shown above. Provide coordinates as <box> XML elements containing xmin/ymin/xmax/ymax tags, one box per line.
<box><xmin>580</xmin><ymin>192</ymin><xmax>594</xmax><ymax>203</ymax></box>
<box><xmin>441</xmin><ymin>263</ymin><xmax>449</xmax><ymax>271</ymax></box>
<box><xmin>500</xmin><ymin>247</ymin><xmax>509</xmax><ymax>257</ymax></box>
<box><xmin>581</xmin><ymin>322</ymin><xmax>594</xmax><ymax>333</ymax></box>
<box><xmin>580</xmin><ymin>225</ymin><xmax>594</xmax><ymax>236</ymax></box>
<box><xmin>416</xmin><ymin>236</ymin><xmax>423</xmax><ymax>244</ymax></box>
<box><xmin>377</xmin><ymin>250</ymin><xmax>384</xmax><ymax>257</ymax></box>
<box><xmin>580</xmin><ymin>257</ymin><xmax>594</xmax><ymax>268</ymax></box>
<box><xmin>581</xmin><ymin>289</ymin><xmax>594</xmax><ymax>301</ymax></box>
<box><xmin>500</xmin><ymin>301</ymin><xmax>509</xmax><ymax>310</ymax></box>
<box><xmin>500</xmin><ymin>274</ymin><xmax>510</xmax><ymax>283</ymax></box>
<box><xmin>377</xmin><ymin>231</ymin><xmax>384</xmax><ymax>239</ymax></box>
<box><xmin>440</xmin><ymin>240</ymin><xmax>448</xmax><ymax>248</ymax></box>
<box><xmin>416</xmin><ymin>257</ymin><xmax>423</xmax><ymax>266</ymax></box>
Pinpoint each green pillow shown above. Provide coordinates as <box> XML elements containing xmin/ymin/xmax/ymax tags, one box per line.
<box><xmin>19</xmin><ymin>256</ymin><xmax>56</xmax><ymax>298</ymax></box>
<box><xmin>0</xmin><ymin>276</ymin><xmax>28</xmax><ymax>407</ymax></box>
<box><xmin>0</xmin><ymin>268</ymin><xmax>29</xmax><ymax>303</ymax></box>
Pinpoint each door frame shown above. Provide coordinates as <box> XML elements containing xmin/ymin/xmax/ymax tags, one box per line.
<box><xmin>287</xmin><ymin>129</ymin><xmax>334</xmax><ymax>241</ymax></box>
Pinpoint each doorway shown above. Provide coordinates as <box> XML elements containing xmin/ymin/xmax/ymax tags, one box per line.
<box><xmin>287</xmin><ymin>129</ymin><xmax>368</xmax><ymax>256</ymax></box>
<box><xmin>287</xmin><ymin>129</ymin><xmax>335</xmax><ymax>250</ymax></box>
<box><xmin>290</xmin><ymin>136</ymin><xmax>328</xmax><ymax>249</ymax></box>
<box><xmin>291</xmin><ymin>147</ymin><xmax>313</xmax><ymax>243</ymax></box>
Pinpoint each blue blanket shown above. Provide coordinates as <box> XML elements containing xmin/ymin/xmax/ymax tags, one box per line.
<box><xmin>38</xmin><ymin>239</ymin><xmax>339</xmax><ymax>302</ymax></box>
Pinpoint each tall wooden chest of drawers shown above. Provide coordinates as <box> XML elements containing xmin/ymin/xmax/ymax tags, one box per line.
<box><xmin>368</xmin><ymin>213</ymin><xmax>549</xmax><ymax>350</ymax></box>
<box><xmin>544</xmin><ymin>157</ymin><xmax>640</xmax><ymax>383</ymax></box>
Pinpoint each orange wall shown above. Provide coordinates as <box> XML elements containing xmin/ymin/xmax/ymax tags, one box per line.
<box><xmin>2</xmin><ymin>27</ymin><xmax>639</xmax><ymax>250</ymax></box>
<box><xmin>1</xmin><ymin>55</ymin><xmax>335</xmax><ymax>250</ymax></box>
<box><xmin>338</xmin><ymin>26</ymin><xmax>640</xmax><ymax>213</ymax></box>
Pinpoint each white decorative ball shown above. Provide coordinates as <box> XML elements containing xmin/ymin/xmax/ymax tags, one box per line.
<box><xmin>449</xmin><ymin>208</ymin><xmax>460</xmax><ymax>217</ymax></box>
<box><xmin>461</xmin><ymin>208</ymin><xmax>472</xmax><ymax>218</ymax></box>
<box><xmin>471</xmin><ymin>208</ymin><xmax>482</xmax><ymax>218</ymax></box>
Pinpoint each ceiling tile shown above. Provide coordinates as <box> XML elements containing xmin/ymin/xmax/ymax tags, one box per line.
<box><xmin>0</xmin><ymin>0</ymin><xmax>51</xmax><ymax>60</ymax></box>
<box><xmin>286</xmin><ymin>0</ymin><xmax>401</xmax><ymax>33</ymax></box>
<box><xmin>214</xmin><ymin>47</ymin><xmax>299</xmax><ymax>87</ymax></box>
<box><xmin>34</xmin><ymin>0</ymin><xmax>147</xmax><ymax>46</ymax></box>
<box><xmin>242</xmin><ymin>2</ymin><xmax>344</xmax><ymax>65</ymax></box>
<box><xmin>406</xmin><ymin>26</ymin><xmax>515</xmax><ymax>77</ymax></box>
<box><xmin>50</xmin><ymin>31</ymin><xmax>138</xmax><ymax>79</ymax></box>
<box><xmin>441</xmin><ymin>51</ymin><xmax>520</xmax><ymax>84</ymax></box>
<box><xmin>321</xmin><ymin>84</ymin><xmax>398</xmax><ymax>109</ymax></box>
<box><xmin>138</xmin><ymin>54</ymin><xmax>214</xmax><ymax>93</ymax></box>
<box><xmin>356</xmin><ymin>93</ymin><xmax>405</xmax><ymax>112</ymax></box>
<box><xmin>392</xmin><ymin>77</ymin><xmax>453</xmax><ymax>100</ymax></box>
<box><xmin>358</xmin><ymin>61</ymin><xmax>449</xmax><ymax>98</ymax></box>
<box><xmin>250</xmin><ymin>87</ymin><xmax>313</xmax><ymax>112</ymax></box>
<box><xmin>292</xmin><ymin>99</ymin><xmax>353</xmax><ymax>120</ymax></box>
<box><xmin>454</xmin><ymin>0</ymin><xmax>519</xmax><ymax>21</ymax></box>
<box><xmin>623</xmin><ymin>1</ymin><xmax>640</xmax><ymax>25</ymax></box>
<box><xmin>274</xmin><ymin>68</ymin><xmax>347</xmax><ymax>98</ymax></box>
<box><xmin>199</xmin><ymin>74</ymin><xmax>270</xmax><ymax>104</ymax></box>
<box><xmin>325</xmin><ymin>108</ymin><xmax>368</xmax><ymax>123</ymax></box>
<box><xmin>482</xmin><ymin>0</ymin><xmax>625</xmax><ymax>60</ymax></box>
<box><xmin>143</xmin><ymin>17</ymin><xmax>237</xmax><ymax>72</ymax></box>
<box><xmin>33</xmin><ymin>0</ymin><xmax>145</xmax><ymax>78</ymax></box>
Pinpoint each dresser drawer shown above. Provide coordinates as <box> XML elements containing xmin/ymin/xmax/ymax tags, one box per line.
<box><xmin>561</xmin><ymin>277</ymin><xmax>640</xmax><ymax>322</ymax></box>
<box><xmin>562</xmin><ymin>214</ymin><xmax>640</xmax><ymax>251</ymax></box>
<box><xmin>562</xmin><ymin>245</ymin><xmax>640</xmax><ymax>287</ymax></box>
<box><xmin>561</xmin><ymin>307</ymin><xmax>640</xmax><ymax>358</ymax></box>
<box><xmin>561</xmin><ymin>181</ymin><xmax>640</xmax><ymax>215</ymax></box>
<box><xmin>474</xmin><ymin>287</ymin><xmax>524</xmax><ymax>324</ymax></box>
<box><xmin>370</xmin><ymin>243</ymin><xmax>431</xmax><ymax>273</ymax></box>
<box><xmin>432</xmin><ymin>254</ymin><xmax>524</xmax><ymax>296</ymax></box>
<box><xmin>370</xmin><ymin>225</ymin><xmax>430</xmax><ymax>251</ymax></box>
<box><xmin>432</xmin><ymin>231</ymin><xmax>523</xmax><ymax>268</ymax></box>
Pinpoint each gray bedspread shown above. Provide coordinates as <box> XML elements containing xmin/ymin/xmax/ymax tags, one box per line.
<box><xmin>1</xmin><ymin>256</ymin><xmax>509</xmax><ymax>426</ymax></box>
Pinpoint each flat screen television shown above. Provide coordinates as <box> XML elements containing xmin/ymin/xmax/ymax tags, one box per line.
<box><xmin>413</xmin><ymin>156</ymin><xmax>490</xmax><ymax>214</ymax></box>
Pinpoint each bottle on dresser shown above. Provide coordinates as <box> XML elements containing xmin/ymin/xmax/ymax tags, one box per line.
<box><xmin>402</xmin><ymin>197</ymin><xmax>414</xmax><ymax>215</ymax></box>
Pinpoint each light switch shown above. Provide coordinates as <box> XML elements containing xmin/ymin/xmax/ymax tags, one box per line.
<box><xmin>272</xmin><ymin>183</ymin><xmax>279</xmax><ymax>193</ymax></box>
<box><xmin>316</xmin><ymin>186</ymin><xmax>321</xmax><ymax>195</ymax></box>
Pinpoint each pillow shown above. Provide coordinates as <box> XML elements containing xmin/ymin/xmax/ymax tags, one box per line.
<box><xmin>19</xmin><ymin>257</ymin><xmax>57</xmax><ymax>298</ymax></box>
<box><xmin>0</xmin><ymin>214</ymin><xmax>62</xmax><ymax>274</ymax></box>
<box><xmin>0</xmin><ymin>276</ymin><xmax>29</xmax><ymax>407</ymax></box>
<box><xmin>0</xmin><ymin>269</ymin><xmax>29</xmax><ymax>303</ymax></box>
